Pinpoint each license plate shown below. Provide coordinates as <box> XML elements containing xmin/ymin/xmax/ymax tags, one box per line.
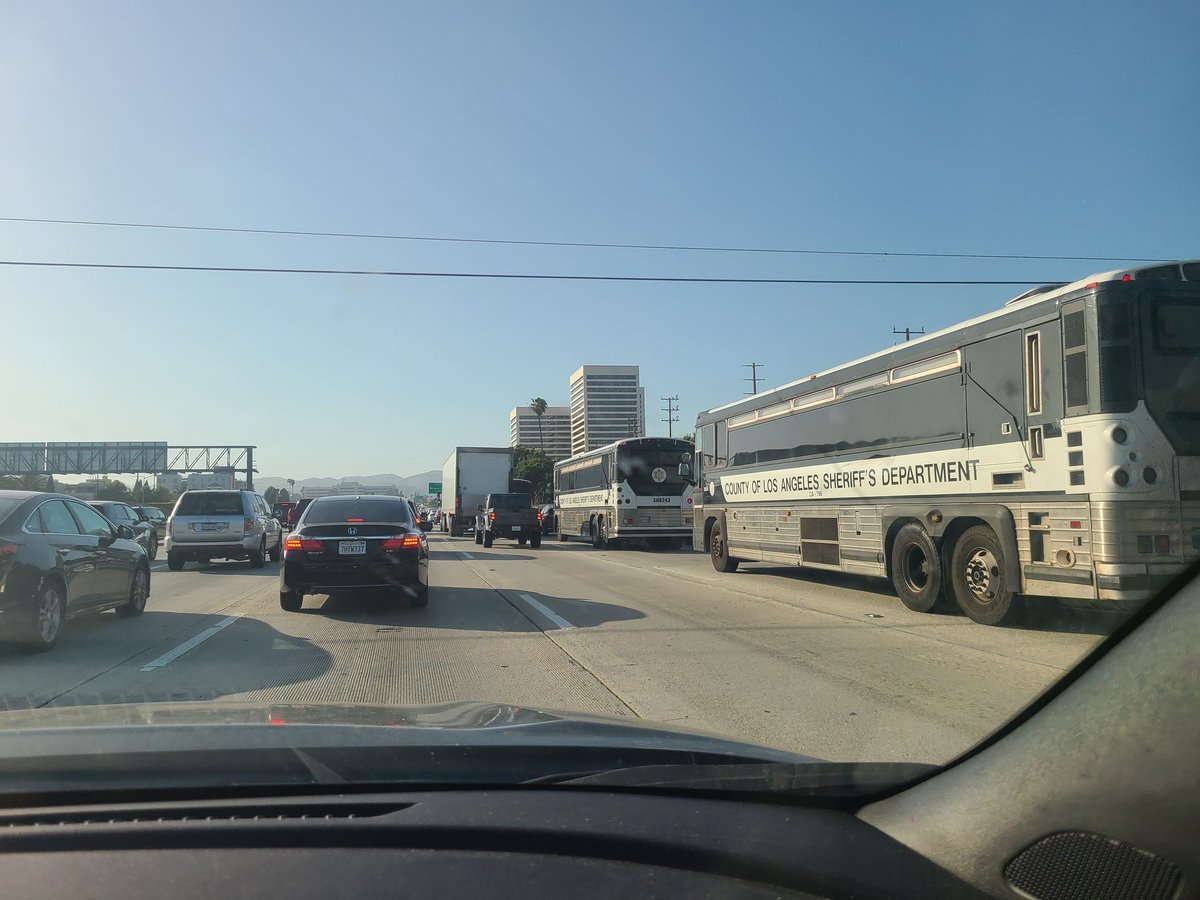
<box><xmin>196</xmin><ymin>522</ymin><xmax>225</xmax><ymax>532</ymax></box>
<box><xmin>339</xmin><ymin>541</ymin><xmax>366</xmax><ymax>555</ymax></box>
<box><xmin>512</xmin><ymin>525</ymin><xmax>521</xmax><ymax>532</ymax></box>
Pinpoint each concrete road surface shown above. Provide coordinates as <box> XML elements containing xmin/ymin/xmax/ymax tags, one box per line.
<box><xmin>0</xmin><ymin>535</ymin><xmax>1120</xmax><ymax>764</ymax></box>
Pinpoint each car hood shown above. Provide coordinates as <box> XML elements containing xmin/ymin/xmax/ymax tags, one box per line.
<box><xmin>0</xmin><ymin>699</ymin><xmax>818</xmax><ymax>763</ymax></box>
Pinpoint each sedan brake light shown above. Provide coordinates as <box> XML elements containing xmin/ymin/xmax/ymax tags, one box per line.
<box><xmin>490</xmin><ymin>510</ymin><xmax>496</xmax><ymax>521</ymax></box>
<box><xmin>382</xmin><ymin>534</ymin><xmax>422</xmax><ymax>550</ymax></box>
<box><xmin>284</xmin><ymin>536</ymin><xmax>323</xmax><ymax>551</ymax></box>
<box><xmin>0</xmin><ymin>541</ymin><xmax>17</xmax><ymax>560</ymax></box>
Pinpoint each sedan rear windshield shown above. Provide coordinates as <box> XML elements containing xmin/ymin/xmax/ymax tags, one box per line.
<box><xmin>304</xmin><ymin>498</ymin><xmax>413</xmax><ymax>525</ymax></box>
<box><xmin>174</xmin><ymin>493</ymin><xmax>244</xmax><ymax>516</ymax></box>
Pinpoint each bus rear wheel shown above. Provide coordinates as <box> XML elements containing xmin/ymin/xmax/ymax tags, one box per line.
<box><xmin>890</xmin><ymin>524</ymin><xmax>945</xmax><ymax>613</ymax></box>
<box><xmin>710</xmin><ymin>523</ymin><xmax>738</xmax><ymax>573</ymax></box>
<box><xmin>950</xmin><ymin>525</ymin><xmax>1016</xmax><ymax>625</ymax></box>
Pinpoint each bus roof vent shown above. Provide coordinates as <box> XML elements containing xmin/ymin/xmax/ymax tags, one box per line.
<box><xmin>1005</xmin><ymin>283</ymin><xmax>1068</xmax><ymax>307</ymax></box>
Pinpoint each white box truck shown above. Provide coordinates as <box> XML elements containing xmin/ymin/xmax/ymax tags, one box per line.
<box><xmin>441</xmin><ymin>447</ymin><xmax>515</xmax><ymax>537</ymax></box>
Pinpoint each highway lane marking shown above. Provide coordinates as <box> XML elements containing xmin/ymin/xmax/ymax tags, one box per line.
<box><xmin>139</xmin><ymin>614</ymin><xmax>244</xmax><ymax>672</ymax></box>
<box><xmin>518</xmin><ymin>593</ymin><xmax>575</xmax><ymax>631</ymax></box>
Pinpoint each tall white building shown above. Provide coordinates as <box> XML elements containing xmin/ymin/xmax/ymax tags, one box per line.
<box><xmin>509</xmin><ymin>405</ymin><xmax>573</xmax><ymax>460</ymax></box>
<box><xmin>568</xmin><ymin>365</ymin><xmax>645</xmax><ymax>456</ymax></box>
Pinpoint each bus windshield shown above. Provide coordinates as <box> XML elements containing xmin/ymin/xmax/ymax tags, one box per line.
<box><xmin>1142</xmin><ymin>293</ymin><xmax>1200</xmax><ymax>455</ymax></box>
<box><xmin>618</xmin><ymin>450</ymin><xmax>689</xmax><ymax>496</ymax></box>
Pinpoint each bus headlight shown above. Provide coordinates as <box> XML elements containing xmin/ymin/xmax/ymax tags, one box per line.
<box><xmin>1143</xmin><ymin>466</ymin><xmax>1158</xmax><ymax>484</ymax></box>
<box><xmin>1111</xmin><ymin>425</ymin><xmax>1129</xmax><ymax>444</ymax></box>
<box><xmin>1112</xmin><ymin>467</ymin><xmax>1131</xmax><ymax>487</ymax></box>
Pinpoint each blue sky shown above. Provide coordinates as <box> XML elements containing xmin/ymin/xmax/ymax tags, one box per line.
<box><xmin>2</xmin><ymin>1</ymin><xmax>1197</xmax><ymax>479</ymax></box>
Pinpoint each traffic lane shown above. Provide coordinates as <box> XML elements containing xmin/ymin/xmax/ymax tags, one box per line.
<box><xmin>0</xmin><ymin>559</ymin><xmax>284</xmax><ymax>710</ymax></box>
<box><xmin>456</xmin><ymin>537</ymin><xmax>1106</xmax><ymax>763</ymax></box>
<box><xmin>41</xmin><ymin>541</ymin><xmax>635</xmax><ymax>717</ymax></box>
<box><xmin>539</xmin><ymin>537</ymin><xmax>1113</xmax><ymax>668</ymax></box>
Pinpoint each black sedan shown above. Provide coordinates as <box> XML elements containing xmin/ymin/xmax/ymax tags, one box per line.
<box><xmin>89</xmin><ymin>500</ymin><xmax>159</xmax><ymax>560</ymax></box>
<box><xmin>0</xmin><ymin>491</ymin><xmax>150</xmax><ymax>651</ymax></box>
<box><xmin>279</xmin><ymin>495</ymin><xmax>429</xmax><ymax>611</ymax></box>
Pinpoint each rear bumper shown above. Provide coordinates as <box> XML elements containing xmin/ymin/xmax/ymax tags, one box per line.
<box><xmin>167</xmin><ymin>538</ymin><xmax>256</xmax><ymax>560</ymax></box>
<box><xmin>281</xmin><ymin>556</ymin><xmax>428</xmax><ymax>595</ymax></box>
<box><xmin>485</xmin><ymin>523</ymin><xmax>541</xmax><ymax>538</ymax></box>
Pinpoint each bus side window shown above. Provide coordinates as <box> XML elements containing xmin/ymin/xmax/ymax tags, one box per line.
<box><xmin>714</xmin><ymin>421</ymin><xmax>727</xmax><ymax>469</ymax></box>
<box><xmin>700</xmin><ymin>423</ymin><xmax>715</xmax><ymax>470</ymax></box>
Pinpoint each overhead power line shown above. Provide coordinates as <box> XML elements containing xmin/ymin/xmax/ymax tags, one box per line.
<box><xmin>0</xmin><ymin>259</ymin><xmax>1054</xmax><ymax>284</ymax></box>
<box><xmin>0</xmin><ymin>215</ymin><xmax>1167</xmax><ymax>264</ymax></box>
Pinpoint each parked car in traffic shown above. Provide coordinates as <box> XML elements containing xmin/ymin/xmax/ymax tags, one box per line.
<box><xmin>279</xmin><ymin>495</ymin><xmax>429</xmax><ymax>611</ymax></box>
<box><xmin>0</xmin><ymin>490</ymin><xmax>150</xmax><ymax>651</ymax></box>
<box><xmin>165</xmin><ymin>489</ymin><xmax>282</xmax><ymax>570</ymax></box>
<box><xmin>539</xmin><ymin>504</ymin><xmax>556</xmax><ymax>535</ymax></box>
<box><xmin>133</xmin><ymin>505</ymin><xmax>168</xmax><ymax>538</ymax></box>
<box><xmin>89</xmin><ymin>500</ymin><xmax>159</xmax><ymax>560</ymax></box>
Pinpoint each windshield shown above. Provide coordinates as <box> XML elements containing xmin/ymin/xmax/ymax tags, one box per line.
<box><xmin>489</xmin><ymin>494</ymin><xmax>531</xmax><ymax>510</ymax></box>
<box><xmin>618</xmin><ymin>450</ymin><xmax>689</xmax><ymax>496</ymax></box>
<box><xmin>303</xmin><ymin>498</ymin><xmax>413</xmax><ymax>525</ymax></box>
<box><xmin>0</xmin><ymin>3</ymin><xmax>1193</xmax><ymax>806</ymax></box>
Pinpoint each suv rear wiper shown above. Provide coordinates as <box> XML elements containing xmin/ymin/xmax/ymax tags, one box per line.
<box><xmin>525</xmin><ymin>761</ymin><xmax>936</xmax><ymax>797</ymax></box>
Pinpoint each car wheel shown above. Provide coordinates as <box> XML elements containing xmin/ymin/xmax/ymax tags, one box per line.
<box><xmin>167</xmin><ymin>552</ymin><xmax>185</xmax><ymax>571</ymax></box>
<box><xmin>280</xmin><ymin>590</ymin><xmax>303</xmax><ymax>612</ymax></box>
<box><xmin>474</xmin><ymin>529</ymin><xmax>483</xmax><ymax>545</ymax></box>
<box><xmin>483</xmin><ymin>531</ymin><xmax>494</xmax><ymax>548</ymax></box>
<box><xmin>592</xmin><ymin>519</ymin><xmax>607</xmax><ymax>550</ymax></box>
<box><xmin>517</xmin><ymin>536</ymin><xmax>527</xmax><ymax>545</ymax></box>
<box><xmin>26</xmin><ymin>580</ymin><xmax>66</xmax><ymax>652</ymax></box>
<box><xmin>250</xmin><ymin>539</ymin><xmax>267</xmax><ymax>569</ymax></box>
<box><xmin>890</xmin><ymin>523</ymin><xmax>946</xmax><ymax>613</ymax></box>
<box><xmin>268</xmin><ymin>539</ymin><xmax>281</xmax><ymax>562</ymax></box>
<box><xmin>116</xmin><ymin>567</ymin><xmax>149</xmax><ymax>618</ymax></box>
<box><xmin>147</xmin><ymin>533</ymin><xmax>158</xmax><ymax>561</ymax></box>
<box><xmin>950</xmin><ymin>525</ymin><xmax>1016</xmax><ymax>625</ymax></box>
<box><xmin>710</xmin><ymin>523</ymin><xmax>739</xmax><ymax>573</ymax></box>
<box><xmin>530</xmin><ymin>534</ymin><xmax>542</xmax><ymax>549</ymax></box>
<box><xmin>558</xmin><ymin>529</ymin><xmax>568</xmax><ymax>542</ymax></box>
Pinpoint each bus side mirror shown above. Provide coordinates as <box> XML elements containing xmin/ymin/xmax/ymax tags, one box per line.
<box><xmin>678</xmin><ymin>462</ymin><xmax>692</xmax><ymax>479</ymax></box>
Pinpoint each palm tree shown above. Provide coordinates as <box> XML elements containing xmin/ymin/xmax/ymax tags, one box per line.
<box><xmin>529</xmin><ymin>397</ymin><xmax>548</xmax><ymax>451</ymax></box>
<box><xmin>15</xmin><ymin>473</ymin><xmax>49</xmax><ymax>492</ymax></box>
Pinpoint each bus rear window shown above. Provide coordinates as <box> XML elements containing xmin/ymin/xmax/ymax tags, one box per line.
<box><xmin>1152</xmin><ymin>299</ymin><xmax>1200</xmax><ymax>353</ymax></box>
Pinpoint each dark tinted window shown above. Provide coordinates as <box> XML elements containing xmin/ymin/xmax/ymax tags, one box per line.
<box><xmin>175</xmin><ymin>492</ymin><xmax>244</xmax><ymax>516</ymax></box>
<box><xmin>726</xmin><ymin>374</ymin><xmax>964</xmax><ymax>466</ymax></box>
<box><xmin>304</xmin><ymin>498</ymin><xmax>413</xmax><ymax>525</ymax></box>
<box><xmin>1152</xmin><ymin>298</ymin><xmax>1200</xmax><ymax>353</ymax></box>
<box><xmin>489</xmin><ymin>494</ymin><xmax>531</xmax><ymax>509</ymax></box>
<box><xmin>70</xmin><ymin>502</ymin><xmax>115</xmax><ymax>537</ymax></box>
<box><xmin>1097</xmin><ymin>297</ymin><xmax>1137</xmax><ymax>412</ymax></box>
<box><xmin>38</xmin><ymin>500</ymin><xmax>81</xmax><ymax>534</ymax></box>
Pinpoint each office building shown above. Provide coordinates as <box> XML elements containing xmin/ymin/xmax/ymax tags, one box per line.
<box><xmin>509</xmin><ymin>405</ymin><xmax>573</xmax><ymax>460</ymax></box>
<box><xmin>568</xmin><ymin>365</ymin><xmax>645</xmax><ymax>456</ymax></box>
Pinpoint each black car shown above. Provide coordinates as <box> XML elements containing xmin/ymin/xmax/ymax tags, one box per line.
<box><xmin>0</xmin><ymin>491</ymin><xmax>150</xmax><ymax>651</ymax></box>
<box><xmin>279</xmin><ymin>495</ymin><xmax>429</xmax><ymax>611</ymax></box>
<box><xmin>286</xmin><ymin>498</ymin><xmax>313</xmax><ymax>530</ymax></box>
<box><xmin>539</xmin><ymin>504</ymin><xmax>556</xmax><ymax>535</ymax></box>
<box><xmin>89</xmin><ymin>500</ymin><xmax>159</xmax><ymax>560</ymax></box>
<box><xmin>133</xmin><ymin>505</ymin><xmax>168</xmax><ymax>538</ymax></box>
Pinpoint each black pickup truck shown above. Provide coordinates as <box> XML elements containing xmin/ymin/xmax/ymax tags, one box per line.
<box><xmin>475</xmin><ymin>493</ymin><xmax>542</xmax><ymax>549</ymax></box>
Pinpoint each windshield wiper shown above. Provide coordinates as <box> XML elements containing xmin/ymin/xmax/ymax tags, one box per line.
<box><xmin>524</xmin><ymin>761</ymin><xmax>936</xmax><ymax>797</ymax></box>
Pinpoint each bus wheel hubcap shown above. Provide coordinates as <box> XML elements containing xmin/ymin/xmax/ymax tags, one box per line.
<box><xmin>964</xmin><ymin>549</ymin><xmax>999</xmax><ymax>602</ymax></box>
<box><xmin>904</xmin><ymin>546</ymin><xmax>929</xmax><ymax>591</ymax></box>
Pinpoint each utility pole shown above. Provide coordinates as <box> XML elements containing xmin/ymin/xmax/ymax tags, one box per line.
<box><xmin>660</xmin><ymin>395</ymin><xmax>680</xmax><ymax>438</ymax></box>
<box><xmin>743</xmin><ymin>362</ymin><xmax>764</xmax><ymax>395</ymax></box>
<box><xmin>892</xmin><ymin>325</ymin><xmax>926</xmax><ymax>342</ymax></box>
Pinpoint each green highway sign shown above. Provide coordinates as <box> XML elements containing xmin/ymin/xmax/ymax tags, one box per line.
<box><xmin>428</xmin><ymin>482</ymin><xmax>443</xmax><ymax>493</ymax></box>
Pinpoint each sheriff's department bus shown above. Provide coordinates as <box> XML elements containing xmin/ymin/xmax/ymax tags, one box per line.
<box><xmin>692</xmin><ymin>260</ymin><xmax>1200</xmax><ymax>625</ymax></box>
<box><xmin>554</xmin><ymin>437</ymin><xmax>695</xmax><ymax>549</ymax></box>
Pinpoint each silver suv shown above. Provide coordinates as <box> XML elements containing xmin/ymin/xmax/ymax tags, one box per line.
<box><xmin>165</xmin><ymin>489</ymin><xmax>282</xmax><ymax>571</ymax></box>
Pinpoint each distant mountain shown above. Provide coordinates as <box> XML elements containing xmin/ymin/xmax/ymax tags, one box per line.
<box><xmin>256</xmin><ymin>470</ymin><xmax>442</xmax><ymax>494</ymax></box>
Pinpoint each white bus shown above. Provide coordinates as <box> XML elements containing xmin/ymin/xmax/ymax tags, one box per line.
<box><xmin>692</xmin><ymin>260</ymin><xmax>1200</xmax><ymax>625</ymax></box>
<box><xmin>554</xmin><ymin>437</ymin><xmax>695</xmax><ymax>549</ymax></box>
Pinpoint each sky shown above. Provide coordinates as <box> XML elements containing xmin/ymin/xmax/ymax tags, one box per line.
<box><xmin>2</xmin><ymin>1</ymin><xmax>1197</xmax><ymax>480</ymax></box>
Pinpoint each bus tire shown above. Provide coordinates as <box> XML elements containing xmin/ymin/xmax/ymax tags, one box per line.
<box><xmin>890</xmin><ymin>524</ymin><xmax>945</xmax><ymax>613</ymax></box>
<box><xmin>710</xmin><ymin>523</ymin><xmax>738</xmax><ymax>573</ymax></box>
<box><xmin>592</xmin><ymin>519</ymin><xmax>607</xmax><ymax>550</ymax></box>
<box><xmin>950</xmin><ymin>525</ymin><xmax>1016</xmax><ymax>625</ymax></box>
